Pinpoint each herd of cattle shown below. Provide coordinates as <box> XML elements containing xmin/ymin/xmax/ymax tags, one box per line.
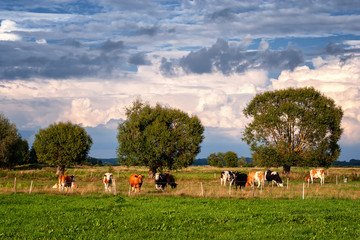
<box><xmin>52</xmin><ymin>169</ymin><xmax>325</xmax><ymax>192</ymax></box>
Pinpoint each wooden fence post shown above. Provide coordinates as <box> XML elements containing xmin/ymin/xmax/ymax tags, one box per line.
<box><xmin>29</xmin><ymin>180</ymin><xmax>33</xmax><ymax>194</ymax></box>
<box><xmin>113</xmin><ymin>179</ymin><xmax>117</xmax><ymax>196</ymax></box>
<box><xmin>14</xmin><ymin>177</ymin><xmax>17</xmax><ymax>194</ymax></box>
<box><xmin>229</xmin><ymin>183</ymin><xmax>231</xmax><ymax>196</ymax></box>
<box><xmin>128</xmin><ymin>185</ymin><xmax>131</xmax><ymax>196</ymax></box>
<box><xmin>287</xmin><ymin>178</ymin><xmax>289</xmax><ymax>190</ymax></box>
<box><xmin>302</xmin><ymin>183</ymin><xmax>305</xmax><ymax>200</ymax></box>
<box><xmin>336</xmin><ymin>175</ymin><xmax>338</xmax><ymax>185</ymax></box>
<box><xmin>252</xmin><ymin>180</ymin><xmax>255</xmax><ymax>198</ymax></box>
<box><xmin>200</xmin><ymin>182</ymin><xmax>204</xmax><ymax>197</ymax></box>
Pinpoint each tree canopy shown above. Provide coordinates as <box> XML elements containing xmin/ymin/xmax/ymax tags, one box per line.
<box><xmin>0</xmin><ymin>113</ymin><xmax>29</xmax><ymax>169</ymax></box>
<box><xmin>33</xmin><ymin>121</ymin><xmax>93</xmax><ymax>175</ymax></box>
<box><xmin>224</xmin><ymin>151</ymin><xmax>238</xmax><ymax>167</ymax></box>
<box><xmin>207</xmin><ymin>152</ymin><xmax>225</xmax><ymax>167</ymax></box>
<box><xmin>117</xmin><ymin>99</ymin><xmax>204</xmax><ymax>175</ymax></box>
<box><xmin>242</xmin><ymin>87</ymin><xmax>343</xmax><ymax>171</ymax></box>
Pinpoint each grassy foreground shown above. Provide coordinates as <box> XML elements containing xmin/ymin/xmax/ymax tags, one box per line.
<box><xmin>1</xmin><ymin>194</ymin><xmax>359</xmax><ymax>239</ymax></box>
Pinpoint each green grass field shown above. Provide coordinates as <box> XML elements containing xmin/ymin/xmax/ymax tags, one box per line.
<box><xmin>1</xmin><ymin>194</ymin><xmax>360</xmax><ymax>239</ymax></box>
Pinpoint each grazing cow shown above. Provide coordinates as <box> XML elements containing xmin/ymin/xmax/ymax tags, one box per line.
<box><xmin>129</xmin><ymin>174</ymin><xmax>144</xmax><ymax>192</ymax></box>
<box><xmin>265</xmin><ymin>170</ymin><xmax>283</xmax><ymax>187</ymax></box>
<box><xmin>155</xmin><ymin>173</ymin><xmax>178</xmax><ymax>190</ymax></box>
<box><xmin>245</xmin><ymin>171</ymin><xmax>264</xmax><ymax>188</ymax></box>
<box><xmin>103</xmin><ymin>172</ymin><xmax>113</xmax><ymax>191</ymax></box>
<box><xmin>220</xmin><ymin>171</ymin><xmax>235</xmax><ymax>186</ymax></box>
<box><xmin>58</xmin><ymin>175</ymin><xmax>76</xmax><ymax>191</ymax></box>
<box><xmin>305</xmin><ymin>169</ymin><xmax>325</xmax><ymax>185</ymax></box>
<box><xmin>234</xmin><ymin>172</ymin><xmax>247</xmax><ymax>190</ymax></box>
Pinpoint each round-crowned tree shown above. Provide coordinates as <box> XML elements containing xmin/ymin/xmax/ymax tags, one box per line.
<box><xmin>242</xmin><ymin>87</ymin><xmax>343</xmax><ymax>173</ymax></box>
<box><xmin>33</xmin><ymin>121</ymin><xmax>93</xmax><ymax>175</ymax></box>
<box><xmin>117</xmin><ymin>99</ymin><xmax>204</xmax><ymax>177</ymax></box>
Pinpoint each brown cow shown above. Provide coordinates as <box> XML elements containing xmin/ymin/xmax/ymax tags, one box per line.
<box><xmin>305</xmin><ymin>169</ymin><xmax>325</xmax><ymax>185</ymax></box>
<box><xmin>245</xmin><ymin>171</ymin><xmax>264</xmax><ymax>188</ymax></box>
<box><xmin>58</xmin><ymin>175</ymin><xmax>76</xmax><ymax>191</ymax></box>
<box><xmin>129</xmin><ymin>174</ymin><xmax>144</xmax><ymax>192</ymax></box>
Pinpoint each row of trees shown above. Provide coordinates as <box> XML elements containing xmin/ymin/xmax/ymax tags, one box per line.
<box><xmin>0</xmin><ymin>87</ymin><xmax>344</xmax><ymax>175</ymax></box>
<box><xmin>207</xmin><ymin>152</ymin><xmax>248</xmax><ymax>167</ymax></box>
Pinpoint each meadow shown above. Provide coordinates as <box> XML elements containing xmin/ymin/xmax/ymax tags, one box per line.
<box><xmin>0</xmin><ymin>166</ymin><xmax>359</xmax><ymax>239</ymax></box>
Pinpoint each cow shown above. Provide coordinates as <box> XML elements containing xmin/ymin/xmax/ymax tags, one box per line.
<box><xmin>264</xmin><ymin>170</ymin><xmax>283</xmax><ymax>187</ymax></box>
<box><xmin>245</xmin><ymin>171</ymin><xmax>264</xmax><ymax>188</ymax></box>
<box><xmin>220</xmin><ymin>171</ymin><xmax>235</xmax><ymax>186</ymax></box>
<box><xmin>305</xmin><ymin>169</ymin><xmax>325</xmax><ymax>185</ymax></box>
<box><xmin>58</xmin><ymin>175</ymin><xmax>76</xmax><ymax>191</ymax></box>
<box><xmin>103</xmin><ymin>172</ymin><xmax>113</xmax><ymax>191</ymax></box>
<box><xmin>234</xmin><ymin>172</ymin><xmax>247</xmax><ymax>190</ymax></box>
<box><xmin>155</xmin><ymin>173</ymin><xmax>177</xmax><ymax>190</ymax></box>
<box><xmin>129</xmin><ymin>174</ymin><xmax>144</xmax><ymax>192</ymax></box>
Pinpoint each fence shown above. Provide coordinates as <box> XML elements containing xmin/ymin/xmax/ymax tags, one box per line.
<box><xmin>3</xmin><ymin>173</ymin><xmax>360</xmax><ymax>200</ymax></box>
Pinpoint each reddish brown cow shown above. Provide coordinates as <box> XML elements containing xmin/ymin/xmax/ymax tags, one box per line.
<box><xmin>129</xmin><ymin>174</ymin><xmax>145</xmax><ymax>192</ymax></box>
<box><xmin>58</xmin><ymin>175</ymin><xmax>76</xmax><ymax>191</ymax></box>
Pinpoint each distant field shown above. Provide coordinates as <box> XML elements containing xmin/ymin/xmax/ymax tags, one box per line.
<box><xmin>1</xmin><ymin>194</ymin><xmax>359</xmax><ymax>239</ymax></box>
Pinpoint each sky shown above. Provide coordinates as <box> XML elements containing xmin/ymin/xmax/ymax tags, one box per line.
<box><xmin>1</xmin><ymin>0</ymin><xmax>360</xmax><ymax>161</ymax></box>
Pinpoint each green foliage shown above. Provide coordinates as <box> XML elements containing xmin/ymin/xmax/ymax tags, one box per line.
<box><xmin>224</xmin><ymin>151</ymin><xmax>238</xmax><ymax>167</ymax></box>
<box><xmin>238</xmin><ymin>156</ymin><xmax>247</xmax><ymax>167</ymax></box>
<box><xmin>207</xmin><ymin>152</ymin><xmax>224</xmax><ymax>167</ymax></box>
<box><xmin>33</xmin><ymin>121</ymin><xmax>93</xmax><ymax>172</ymax></box>
<box><xmin>1</xmin><ymin>194</ymin><xmax>360</xmax><ymax>239</ymax></box>
<box><xmin>117</xmin><ymin>99</ymin><xmax>204</xmax><ymax>173</ymax></box>
<box><xmin>243</xmin><ymin>87</ymin><xmax>343</xmax><ymax>169</ymax></box>
<box><xmin>0</xmin><ymin>113</ymin><xmax>29</xmax><ymax>169</ymax></box>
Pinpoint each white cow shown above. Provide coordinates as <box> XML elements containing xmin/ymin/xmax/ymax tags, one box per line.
<box><xmin>305</xmin><ymin>169</ymin><xmax>325</xmax><ymax>185</ymax></box>
<box><xmin>103</xmin><ymin>173</ymin><xmax>113</xmax><ymax>191</ymax></box>
<box><xmin>221</xmin><ymin>171</ymin><xmax>235</xmax><ymax>186</ymax></box>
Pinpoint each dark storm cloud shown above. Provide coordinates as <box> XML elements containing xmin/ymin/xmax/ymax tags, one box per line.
<box><xmin>0</xmin><ymin>39</ymin><xmax>129</xmax><ymax>80</ymax></box>
<box><xmin>128</xmin><ymin>53</ymin><xmax>150</xmax><ymax>66</ymax></box>
<box><xmin>160</xmin><ymin>57</ymin><xmax>176</xmax><ymax>77</ymax></box>
<box><xmin>135</xmin><ymin>26</ymin><xmax>160</xmax><ymax>36</ymax></box>
<box><xmin>207</xmin><ymin>8</ymin><xmax>235</xmax><ymax>22</ymax></box>
<box><xmin>162</xmin><ymin>38</ymin><xmax>304</xmax><ymax>76</ymax></box>
<box><xmin>97</xmin><ymin>40</ymin><xmax>125</xmax><ymax>52</ymax></box>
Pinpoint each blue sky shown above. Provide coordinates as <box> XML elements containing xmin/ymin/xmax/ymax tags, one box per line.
<box><xmin>1</xmin><ymin>0</ymin><xmax>360</xmax><ymax>160</ymax></box>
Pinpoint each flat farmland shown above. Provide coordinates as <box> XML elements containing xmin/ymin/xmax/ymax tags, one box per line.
<box><xmin>1</xmin><ymin>166</ymin><xmax>359</xmax><ymax>239</ymax></box>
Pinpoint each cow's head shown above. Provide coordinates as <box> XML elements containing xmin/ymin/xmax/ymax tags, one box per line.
<box><xmin>155</xmin><ymin>173</ymin><xmax>160</xmax><ymax>180</ymax></box>
<box><xmin>104</xmin><ymin>173</ymin><xmax>113</xmax><ymax>180</ymax></box>
<box><xmin>138</xmin><ymin>174</ymin><xmax>144</xmax><ymax>183</ymax></box>
<box><xmin>70</xmin><ymin>175</ymin><xmax>76</xmax><ymax>182</ymax></box>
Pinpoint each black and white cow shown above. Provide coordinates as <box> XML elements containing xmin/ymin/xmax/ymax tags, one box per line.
<box><xmin>155</xmin><ymin>173</ymin><xmax>178</xmax><ymax>190</ymax></box>
<box><xmin>264</xmin><ymin>170</ymin><xmax>283</xmax><ymax>187</ymax></box>
<box><xmin>234</xmin><ymin>172</ymin><xmax>247</xmax><ymax>190</ymax></box>
<box><xmin>220</xmin><ymin>171</ymin><xmax>235</xmax><ymax>186</ymax></box>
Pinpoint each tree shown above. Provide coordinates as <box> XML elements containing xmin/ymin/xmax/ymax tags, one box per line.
<box><xmin>238</xmin><ymin>156</ymin><xmax>247</xmax><ymax>167</ymax></box>
<box><xmin>224</xmin><ymin>151</ymin><xmax>238</xmax><ymax>167</ymax></box>
<box><xmin>117</xmin><ymin>99</ymin><xmax>204</xmax><ymax>176</ymax></box>
<box><xmin>33</xmin><ymin>121</ymin><xmax>93</xmax><ymax>175</ymax></box>
<box><xmin>242</xmin><ymin>87</ymin><xmax>343</xmax><ymax>172</ymax></box>
<box><xmin>0</xmin><ymin>113</ymin><xmax>29</xmax><ymax>169</ymax></box>
<box><xmin>207</xmin><ymin>152</ymin><xmax>225</xmax><ymax>167</ymax></box>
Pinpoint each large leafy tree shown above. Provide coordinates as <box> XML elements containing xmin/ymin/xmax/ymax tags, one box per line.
<box><xmin>224</xmin><ymin>151</ymin><xmax>238</xmax><ymax>167</ymax></box>
<box><xmin>117</xmin><ymin>99</ymin><xmax>205</xmax><ymax>176</ymax></box>
<box><xmin>0</xmin><ymin>113</ymin><xmax>29</xmax><ymax>169</ymax></box>
<box><xmin>242</xmin><ymin>87</ymin><xmax>343</xmax><ymax>172</ymax></box>
<box><xmin>207</xmin><ymin>152</ymin><xmax>225</xmax><ymax>167</ymax></box>
<box><xmin>33</xmin><ymin>121</ymin><xmax>93</xmax><ymax>175</ymax></box>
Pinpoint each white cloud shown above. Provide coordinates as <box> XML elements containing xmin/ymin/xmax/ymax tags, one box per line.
<box><xmin>271</xmin><ymin>56</ymin><xmax>360</xmax><ymax>144</ymax></box>
<box><xmin>0</xmin><ymin>20</ymin><xmax>21</xmax><ymax>41</ymax></box>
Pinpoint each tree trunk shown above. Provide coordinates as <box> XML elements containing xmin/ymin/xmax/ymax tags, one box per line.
<box><xmin>56</xmin><ymin>165</ymin><xmax>65</xmax><ymax>175</ymax></box>
<box><xmin>148</xmin><ymin>166</ymin><xmax>157</xmax><ymax>179</ymax></box>
<box><xmin>283</xmin><ymin>165</ymin><xmax>291</xmax><ymax>176</ymax></box>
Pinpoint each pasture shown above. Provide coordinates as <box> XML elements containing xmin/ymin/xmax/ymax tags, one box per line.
<box><xmin>1</xmin><ymin>166</ymin><xmax>360</xmax><ymax>239</ymax></box>
<box><xmin>0</xmin><ymin>166</ymin><xmax>359</xmax><ymax>199</ymax></box>
<box><xmin>1</xmin><ymin>194</ymin><xmax>360</xmax><ymax>239</ymax></box>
